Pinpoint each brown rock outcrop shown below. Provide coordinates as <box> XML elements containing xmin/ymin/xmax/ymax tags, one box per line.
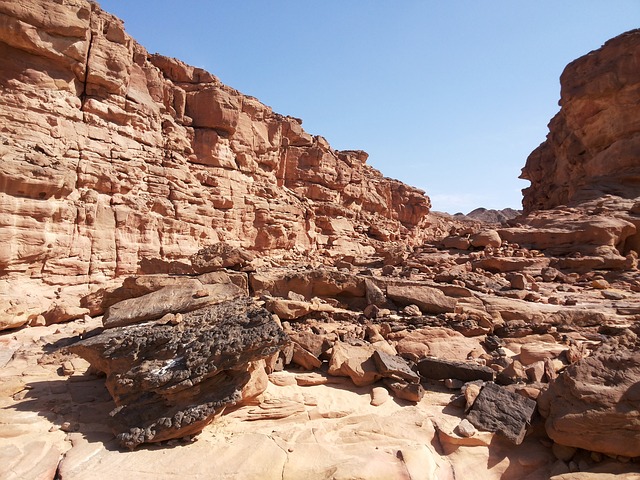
<box><xmin>0</xmin><ymin>0</ymin><xmax>430</xmax><ymax>289</ymax></box>
<box><xmin>521</xmin><ymin>29</ymin><xmax>640</xmax><ymax>212</ymax></box>
<box><xmin>500</xmin><ymin>196</ymin><xmax>640</xmax><ymax>270</ymax></box>
<box><xmin>539</xmin><ymin>343</ymin><xmax>640</xmax><ymax>458</ymax></box>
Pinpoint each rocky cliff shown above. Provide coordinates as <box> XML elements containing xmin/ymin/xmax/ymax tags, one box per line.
<box><xmin>0</xmin><ymin>0</ymin><xmax>430</xmax><ymax>286</ymax></box>
<box><xmin>521</xmin><ymin>29</ymin><xmax>640</xmax><ymax>213</ymax></box>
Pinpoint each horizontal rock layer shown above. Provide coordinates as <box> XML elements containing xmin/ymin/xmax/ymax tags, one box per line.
<box><xmin>0</xmin><ymin>0</ymin><xmax>430</xmax><ymax>286</ymax></box>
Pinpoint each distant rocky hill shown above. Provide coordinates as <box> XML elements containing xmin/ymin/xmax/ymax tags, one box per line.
<box><xmin>455</xmin><ymin>207</ymin><xmax>522</xmax><ymax>224</ymax></box>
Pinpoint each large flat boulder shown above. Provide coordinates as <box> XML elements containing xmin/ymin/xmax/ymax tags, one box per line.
<box><xmin>386</xmin><ymin>284</ymin><xmax>456</xmax><ymax>314</ymax></box>
<box><xmin>392</xmin><ymin>327</ymin><xmax>485</xmax><ymax>362</ymax></box>
<box><xmin>102</xmin><ymin>282</ymin><xmax>244</xmax><ymax>328</ymax></box>
<box><xmin>416</xmin><ymin>357</ymin><xmax>495</xmax><ymax>382</ymax></box>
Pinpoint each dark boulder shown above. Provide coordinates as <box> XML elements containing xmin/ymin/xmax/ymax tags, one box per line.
<box><xmin>69</xmin><ymin>297</ymin><xmax>288</xmax><ymax>450</ymax></box>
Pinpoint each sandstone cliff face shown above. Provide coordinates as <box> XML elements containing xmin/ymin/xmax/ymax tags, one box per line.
<box><xmin>0</xmin><ymin>0</ymin><xmax>430</xmax><ymax>285</ymax></box>
<box><xmin>521</xmin><ymin>29</ymin><xmax>640</xmax><ymax>213</ymax></box>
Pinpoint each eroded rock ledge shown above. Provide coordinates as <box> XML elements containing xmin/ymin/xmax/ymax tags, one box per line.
<box><xmin>521</xmin><ymin>29</ymin><xmax>640</xmax><ymax>212</ymax></box>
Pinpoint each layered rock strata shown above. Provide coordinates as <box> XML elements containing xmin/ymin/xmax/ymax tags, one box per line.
<box><xmin>521</xmin><ymin>29</ymin><xmax>640</xmax><ymax>212</ymax></box>
<box><xmin>0</xmin><ymin>0</ymin><xmax>430</xmax><ymax>287</ymax></box>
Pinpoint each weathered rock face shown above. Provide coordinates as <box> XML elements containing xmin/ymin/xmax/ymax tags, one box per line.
<box><xmin>539</xmin><ymin>340</ymin><xmax>640</xmax><ymax>458</ymax></box>
<box><xmin>500</xmin><ymin>195</ymin><xmax>640</xmax><ymax>270</ymax></box>
<box><xmin>0</xmin><ymin>0</ymin><xmax>430</xmax><ymax>286</ymax></box>
<box><xmin>521</xmin><ymin>29</ymin><xmax>640</xmax><ymax>213</ymax></box>
<box><xmin>69</xmin><ymin>297</ymin><xmax>288</xmax><ymax>449</ymax></box>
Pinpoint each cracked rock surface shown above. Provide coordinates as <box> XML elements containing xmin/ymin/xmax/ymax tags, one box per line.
<box><xmin>69</xmin><ymin>297</ymin><xmax>288</xmax><ymax>449</ymax></box>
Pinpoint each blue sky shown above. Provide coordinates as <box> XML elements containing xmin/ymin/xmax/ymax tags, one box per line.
<box><xmin>98</xmin><ymin>1</ymin><xmax>639</xmax><ymax>213</ymax></box>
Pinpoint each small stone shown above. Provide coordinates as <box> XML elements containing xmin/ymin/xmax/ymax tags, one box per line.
<box><xmin>291</xmin><ymin>343</ymin><xmax>322</xmax><ymax>370</ymax></box>
<box><xmin>372</xmin><ymin>350</ymin><xmax>420</xmax><ymax>383</ymax></box>
<box><xmin>601</xmin><ymin>290</ymin><xmax>626</xmax><ymax>300</ymax></box>
<box><xmin>470</xmin><ymin>230</ymin><xmax>501</xmax><ymax>248</ymax></box>
<box><xmin>541</xmin><ymin>267</ymin><xmax>560</xmax><ymax>282</ymax></box>
<box><xmin>370</xmin><ymin>386</ymin><xmax>390</xmax><ymax>406</ymax></box>
<box><xmin>381</xmin><ymin>265</ymin><xmax>395</xmax><ymax>276</ymax></box>
<box><xmin>61</xmin><ymin>361</ymin><xmax>74</xmax><ymax>376</ymax></box>
<box><xmin>170</xmin><ymin>313</ymin><xmax>183</xmax><ymax>325</ymax></box>
<box><xmin>193</xmin><ymin>290</ymin><xmax>209</xmax><ymax>298</ymax></box>
<box><xmin>383</xmin><ymin>379</ymin><xmax>424</xmax><ymax>403</ymax></box>
<box><xmin>287</xmin><ymin>291</ymin><xmax>306</xmax><ymax>302</ymax></box>
<box><xmin>549</xmin><ymin>460</ymin><xmax>570</xmax><ymax>476</ymax></box>
<box><xmin>464</xmin><ymin>383</ymin><xmax>482</xmax><ymax>411</ymax></box>
<box><xmin>525</xmin><ymin>292</ymin><xmax>542</xmax><ymax>302</ymax></box>
<box><xmin>60</xmin><ymin>422</ymin><xmax>73</xmax><ymax>432</ymax></box>
<box><xmin>577</xmin><ymin>460</ymin><xmax>590</xmax><ymax>472</ymax></box>
<box><xmin>158</xmin><ymin>313</ymin><xmax>175</xmax><ymax>324</ymax></box>
<box><xmin>364</xmin><ymin>304</ymin><xmax>381</xmax><ymax>319</ymax></box>
<box><xmin>591</xmin><ymin>279</ymin><xmax>610</xmax><ymax>289</ymax></box>
<box><xmin>444</xmin><ymin>378</ymin><xmax>464</xmax><ymax>390</ymax></box>
<box><xmin>365</xmin><ymin>279</ymin><xmax>387</xmax><ymax>307</ymax></box>
<box><xmin>590</xmin><ymin>451</ymin><xmax>603</xmax><ymax>462</ymax></box>
<box><xmin>507</xmin><ymin>273</ymin><xmax>527</xmax><ymax>290</ymax></box>
<box><xmin>455</xmin><ymin>419</ymin><xmax>477</xmax><ymax>438</ymax></box>
<box><xmin>525</xmin><ymin>361</ymin><xmax>545</xmax><ymax>383</ymax></box>
<box><xmin>552</xmin><ymin>443</ymin><xmax>577</xmax><ymax>461</ymax></box>
<box><xmin>28</xmin><ymin>315</ymin><xmax>46</xmax><ymax>327</ymax></box>
<box><xmin>514</xmin><ymin>386</ymin><xmax>541</xmax><ymax>400</ymax></box>
<box><xmin>403</xmin><ymin>304</ymin><xmax>422</xmax><ymax>317</ymax></box>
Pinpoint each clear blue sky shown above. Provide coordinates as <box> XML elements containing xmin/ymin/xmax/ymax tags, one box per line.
<box><xmin>98</xmin><ymin>1</ymin><xmax>639</xmax><ymax>213</ymax></box>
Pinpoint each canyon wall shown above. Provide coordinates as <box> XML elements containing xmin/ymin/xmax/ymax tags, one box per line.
<box><xmin>521</xmin><ymin>29</ymin><xmax>640</xmax><ymax>213</ymax></box>
<box><xmin>0</xmin><ymin>0</ymin><xmax>430</xmax><ymax>285</ymax></box>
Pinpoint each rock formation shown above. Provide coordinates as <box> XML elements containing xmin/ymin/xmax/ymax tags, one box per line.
<box><xmin>459</xmin><ymin>207</ymin><xmax>521</xmax><ymax>224</ymax></box>
<box><xmin>0</xmin><ymin>0</ymin><xmax>430</xmax><ymax>289</ymax></box>
<box><xmin>521</xmin><ymin>29</ymin><xmax>640</xmax><ymax>212</ymax></box>
<box><xmin>69</xmin><ymin>297</ymin><xmax>288</xmax><ymax>449</ymax></box>
<box><xmin>539</xmin><ymin>333</ymin><xmax>640</xmax><ymax>458</ymax></box>
<box><xmin>0</xmin><ymin>2</ymin><xmax>639</xmax><ymax>479</ymax></box>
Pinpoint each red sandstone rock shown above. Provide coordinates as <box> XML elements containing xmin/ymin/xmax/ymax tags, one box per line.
<box><xmin>0</xmin><ymin>0</ymin><xmax>430</xmax><ymax>292</ymax></box>
<box><xmin>539</xmin><ymin>345</ymin><xmax>640</xmax><ymax>458</ymax></box>
<box><xmin>521</xmin><ymin>29</ymin><xmax>640</xmax><ymax>213</ymax></box>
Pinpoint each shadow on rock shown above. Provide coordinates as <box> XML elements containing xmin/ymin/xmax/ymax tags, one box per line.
<box><xmin>11</xmin><ymin>375</ymin><xmax>120</xmax><ymax>451</ymax></box>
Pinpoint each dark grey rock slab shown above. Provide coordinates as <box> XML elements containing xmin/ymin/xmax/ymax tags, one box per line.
<box><xmin>373</xmin><ymin>350</ymin><xmax>420</xmax><ymax>383</ymax></box>
<box><xmin>70</xmin><ymin>297</ymin><xmax>288</xmax><ymax>450</ymax></box>
<box><xmin>416</xmin><ymin>357</ymin><xmax>495</xmax><ymax>382</ymax></box>
<box><xmin>466</xmin><ymin>382</ymin><xmax>537</xmax><ymax>444</ymax></box>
